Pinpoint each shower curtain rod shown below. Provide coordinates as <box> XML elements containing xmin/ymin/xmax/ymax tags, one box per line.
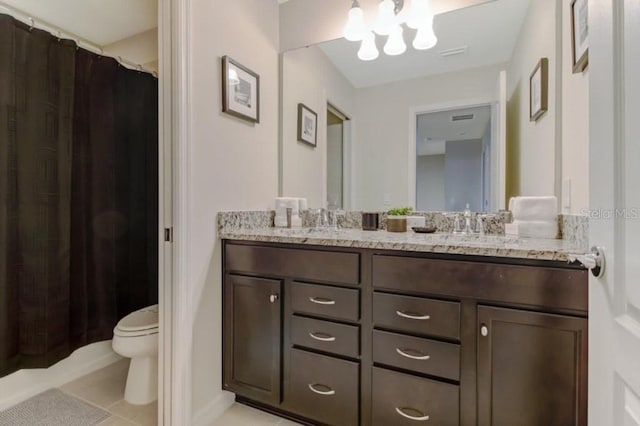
<box><xmin>0</xmin><ymin>1</ymin><xmax>158</xmax><ymax>77</ymax></box>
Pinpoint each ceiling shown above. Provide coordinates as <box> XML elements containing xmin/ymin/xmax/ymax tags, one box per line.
<box><xmin>0</xmin><ymin>0</ymin><xmax>157</xmax><ymax>46</ymax></box>
<box><xmin>318</xmin><ymin>0</ymin><xmax>530</xmax><ymax>88</ymax></box>
<box><xmin>416</xmin><ymin>105</ymin><xmax>491</xmax><ymax>156</ymax></box>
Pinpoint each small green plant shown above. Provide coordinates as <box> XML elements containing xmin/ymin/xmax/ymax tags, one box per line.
<box><xmin>388</xmin><ymin>206</ymin><xmax>413</xmax><ymax>216</ymax></box>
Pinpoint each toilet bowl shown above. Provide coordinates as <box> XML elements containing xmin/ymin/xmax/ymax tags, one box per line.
<box><xmin>112</xmin><ymin>304</ymin><xmax>159</xmax><ymax>405</ymax></box>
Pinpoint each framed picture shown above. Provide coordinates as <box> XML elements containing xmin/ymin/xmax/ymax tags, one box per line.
<box><xmin>530</xmin><ymin>58</ymin><xmax>548</xmax><ymax>122</ymax></box>
<box><xmin>297</xmin><ymin>103</ymin><xmax>317</xmax><ymax>147</ymax></box>
<box><xmin>571</xmin><ymin>0</ymin><xmax>589</xmax><ymax>73</ymax></box>
<box><xmin>222</xmin><ymin>56</ymin><xmax>259</xmax><ymax>123</ymax></box>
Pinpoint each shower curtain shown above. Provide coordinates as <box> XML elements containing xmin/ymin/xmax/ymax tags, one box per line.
<box><xmin>0</xmin><ymin>14</ymin><xmax>158</xmax><ymax>378</ymax></box>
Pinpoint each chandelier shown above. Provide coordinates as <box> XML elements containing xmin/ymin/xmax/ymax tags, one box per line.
<box><xmin>343</xmin><ymin>0</ymin><xmax>438</xmax><ymax>61</ymax></box>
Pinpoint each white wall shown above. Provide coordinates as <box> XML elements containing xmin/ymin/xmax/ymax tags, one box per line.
<box><xmin>444</xmin><ymin>139</ymin><xmax>483</xmax><ymax>211</ymax></box>
<box><xmin>282</xmin><ymin>45</ymin><xmax>355</xmax><ymax>208</ymax></box>
<box><xmin>561</xmin><ymin>0</ymin><xmax>589</xmax><ymax>214</ymax></box>
<box><xmin>505</xmin><ymin>0</ymin><xmax>558</xmax><ymax>201</ymax></box>
<box><xmin>353</xmin><ymin>63</ymin><xmax>503</xmax><ymax>211</ymax></box>
<box><xmin>416</xmin><ymin>155</ymin><xmax>445</xmax><ymax>211</ymax></box>
<box><xmin>187</xmin><ymin>0</ymin><xmax>280</xmax><ymax>423</ymax></box>
<box><xmin>104</xmin><ymin>29</ymin><xmax>158</xmax><ymax>73</ymax></box>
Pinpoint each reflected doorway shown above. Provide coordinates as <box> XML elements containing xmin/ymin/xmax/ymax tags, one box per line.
<box><xmin>327</xmin><ymin>104</ymin><xmax>349</xmax><ymax>209</ymax></box>
<box><xmin>415</xmin><ymin>105</ymin><xmax>492</xmax><ymax>212</ymax></box>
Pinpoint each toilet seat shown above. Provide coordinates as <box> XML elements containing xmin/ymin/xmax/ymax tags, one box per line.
<box><xmin>114</xmin><ymin>304</ymin><xmax>159</xmax><ymax>337</ymax></box>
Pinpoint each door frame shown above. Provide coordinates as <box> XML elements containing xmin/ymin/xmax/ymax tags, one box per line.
<box><xmin>159</xmin><ymin>0</ymin><xmax>192</xmax><ymax>424</ymax></box>
<box><xmin>327</xmin><ymin>103</ymin><xmax>352</xmax><ymax>210</ymax></box>
<box><xmin>408</xmin><ymin>96</ymin><xmax>499</xmax><ymax>210</ymax></box>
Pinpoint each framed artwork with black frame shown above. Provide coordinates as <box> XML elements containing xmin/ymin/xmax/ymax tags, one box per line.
<box><xmin>297</xmin><ymin>103</ymin><xmax>317</xmax><ymax>147</ymax></box>
<box><xmin>530</xmin><ymin>58</ymin><xmax>548</xmax><ymax>122</ymax></box>
<box><xmin>571</xmin><ymin>0</ymin><xmax>589</xmax><ymax>73</ymax></box>
<box><xmin>222</xmin><ymin>56</ymin><xmax>260</xmax><ymax>123</ymax></box>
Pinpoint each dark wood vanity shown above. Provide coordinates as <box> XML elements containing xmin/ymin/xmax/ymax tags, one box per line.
<box><xmin>222</xmin><ymin>240</ymin><xmax>588</xmax><ymax>426</ymax></box>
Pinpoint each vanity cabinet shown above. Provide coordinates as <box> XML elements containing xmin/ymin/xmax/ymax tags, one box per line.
<box><xmin>222</xmin><ymin>240</ymin><xmax>588</xmax><ymax>426</ymax></box>
<box><xmin>222</xmin><ymin>274</ymin><xmax>282</xmax><ymax>405</ymax></box>
<box><xmin>477</xmin><ymin>306</ymin><xmax>587</xmax><ymax>426</ymax></box>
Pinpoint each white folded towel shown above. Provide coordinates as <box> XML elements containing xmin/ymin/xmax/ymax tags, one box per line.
<box><xmin>275</xmin><ymin>197</ymin><xmax>301</xmax><ymax>228</ymax></box>
<box><xmin>505</xmin><ymin>220</ymin><xmax>558</xmax><ymax>239</ymax></box>
<box><xmin>509</xmin><ymin>196</ymin><xmax>557</xmax><ymax>221</ymax></box>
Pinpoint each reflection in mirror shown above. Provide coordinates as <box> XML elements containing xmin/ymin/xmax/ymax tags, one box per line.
<box><xmin>327</xmin><ymin>105</ymin><xmax>349</xmax><ymax>209</ymax></box>
<box><xmin>281</xmin><ymin>0</ymin><xmax>567</xmax><ymax>212</ymax></box>
<box><xmin>416</xmin><ymin>105</ymin><xmax>491</xmax><ymax>212</ymax></box>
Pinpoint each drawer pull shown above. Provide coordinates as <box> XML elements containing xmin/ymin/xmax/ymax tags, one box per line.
<box><xmin>396</xmin><ymin>310</ymin><xmax>431</xmax><ymax>321</ymax></box>
<box><xmin>309</xmin><ymin>296</ymin><xmax>336</xmax><ymax>305</ymax></box>
<box><xmin>396</xmin><ymin>348</ymin><xmax>431</xmax><ymax>361</ymax></box>
<box><xmin>395</xmin><ymin>407</ymin><xmax>430</xmax><ymax>422</ymax></box>
<box><xmin>308</xmin><ymin>383</ymin><xmax>336</xmax><ymax>396</ymax></box>
<box><xmin>309</xmin><ymin>332</ymin><xmax>336</xmax><ymax>342</ymax></box>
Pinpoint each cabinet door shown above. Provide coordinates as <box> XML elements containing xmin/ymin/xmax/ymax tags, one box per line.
<box><xmin>477</xmin><ymin>306</ymin><xmax>587</xmax><ymax>426</ymax></box>
<box><xmin>223</xmin><ymin>274</ymin><xmax>282</xmax><ymax>405</ymax></box>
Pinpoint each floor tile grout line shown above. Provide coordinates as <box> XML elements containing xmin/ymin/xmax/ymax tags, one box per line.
<box><xmin>56</xmin><ymin>387</ymin><xmax>115</xmax><ymax>413</ymax></box>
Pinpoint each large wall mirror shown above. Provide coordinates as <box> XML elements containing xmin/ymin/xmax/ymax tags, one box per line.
<box><xmin>280</xmin><ymin>0</ymin><xmax>569</xmax><ymax>212</ymax></box>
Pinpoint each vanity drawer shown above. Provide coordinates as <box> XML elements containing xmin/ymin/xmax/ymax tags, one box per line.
<box><xmin>373</xmin><ymin>330</ymin><xmax>460</xmax><ymax>381</ymax></box>
<box><xmin>372</xmin><ymin>254</ymin><xmax>589</xmax><ymax>313</ymax></box>
<box><xmin>291</xmin><ymin>282</ymin><xmax>360</xmax><ymax>322</ymax></box>
<box><xmin>225</xmin><ymin>243</ymin><xmax>360</xmax><ymax>285</ymax></box>
<box><xmin>373</xmin><ymin>292</ymin><xmax>460</xmax><ymax>340</ymax></box>
<box><xmin>292</xmin><ymin>315</ymin><xmax>359</xmax><ymax>358</ymax></box>
<box><xmin>285</xmin><ymin>349</ymin><xmax>359</xmax><ymax>426</ymax></box>
<box><xmin>372</xmin><ymin>367</ymin><xmax>459</xmax><ymax>426</ymax></box>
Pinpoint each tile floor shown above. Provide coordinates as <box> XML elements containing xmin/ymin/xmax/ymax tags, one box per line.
<box><xmin>209</xmin><ymin>403</ymin><xmax>302</xmax><ymax>426</ymax></box>
<box><xmin>59</xmin><ymin>358</ymin><xmax>157</xmax><ymax>426</ymax></box>
<box><xmin>58</xmin><ymin>359</ymin><xmax>303</xmax><ymax>426</ymax></box>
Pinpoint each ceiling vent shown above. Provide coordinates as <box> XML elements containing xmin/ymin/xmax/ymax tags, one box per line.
<box><xmin>439</xmin><ymin>46</ymin><xmax>468</xmax><ymax>58</ymax></box>
<box><xmin>451</xmin><ymin>113</ymin><xmax>475</xmax><ymax>122</ymax></box>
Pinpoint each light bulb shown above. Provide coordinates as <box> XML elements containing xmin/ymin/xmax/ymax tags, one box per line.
<box><xmin>413</xmin><ymin>19</ymin><xmax>437</xmax><ymax>50</ymax></box>
<box><xmin>343</xmin><ymin>4</ymin><xmax>367</xmax><ymax>41</ymax></box>
<box><xmin>358</xmin><ymin>32</ymin><xmax>379</xmax><ymax>61</ymax></box>
<box><xmin>384</xmin><ymin>25</ymin><xmax>406</xmax><ymax>56</ymax></box>
<box><xmin>228</xmin><ymin>69</ymin><xmax>240</xmax><ymax>85</ymax></box>
<box><xmin>407</xmin><ymin>0</ymin><xmax>434</xmax><ymax>30</ymax></box>
<box><xmin>374</xmin><ymin>0</ymin><xmax>397</xmax><ymax>36</ymax></box>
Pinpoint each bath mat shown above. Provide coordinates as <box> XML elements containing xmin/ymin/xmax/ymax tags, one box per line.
<box><xmin>0</xmin><ymin>389</ymin><xmax>110</xmax><ymax>426</ymax></box>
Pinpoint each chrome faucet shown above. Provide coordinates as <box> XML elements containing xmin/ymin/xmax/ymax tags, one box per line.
<box><xmin>463</xmin><ymin>204</ymin><xmax>472</xmax><ymax>234</ymax></box>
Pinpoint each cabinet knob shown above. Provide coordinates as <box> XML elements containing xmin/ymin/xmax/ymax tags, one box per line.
<box><xmin>480</xmin><ymin>324</ymin><xmax>489</xmax><ymax>337</ymax></box>
<box><xmin>269</xmin><ymin>294</ymin><xmax>278</xmax><ymax>303</ymax></box>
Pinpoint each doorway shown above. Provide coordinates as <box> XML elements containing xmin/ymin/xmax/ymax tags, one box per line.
<box><xmin>415</xmin><ymin>105</ymin><xmax>492</xmax><ymax>212</ymax></box>
<box><xmin>326</xmin><ymin>104</ymin><xmax>349</xmax><ymax>209</ymax></box>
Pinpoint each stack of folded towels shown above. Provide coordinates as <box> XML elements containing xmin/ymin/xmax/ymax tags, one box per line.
<box><xmin>505</xmin><ymin>196</ymin><xmax>558</xmax><ymax>238</ymax></box>
<box><xmin>274</xmin><ymin>197</ymin><xmax>307</xmax><ymax>228</ymax></box>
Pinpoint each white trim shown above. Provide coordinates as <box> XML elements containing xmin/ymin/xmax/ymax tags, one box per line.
<box><xmin>0</xmin><ymin>342</ymin><xmax>121</xmax><ymax>411</ymax></box>
<box><xmin>159</xmin><ymin>0</ymin><xmax>192</xmax><ymax>425</ymax></box>
<box><xmin>192</xmin><ymin>391</ymin><xmax>235</xmax><ymax>426</ymax></box>
<box><xmin>170</xmin><ymin>0</ymin><xmax>192</xmax><ymax>424</ymax></box>
<box><xmin>408</xmin><ymin>96</ymin><xmax>496</xmax><ymax>210</ymax></box>
<box><xmin>158</xmin><ymin>0</ymin><xmax>173</xmax><ymax>423</ymax></box>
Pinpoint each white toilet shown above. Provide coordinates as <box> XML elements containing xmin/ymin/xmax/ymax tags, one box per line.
<box><xmin>112</xmin><ymin>304</ymin><xmax>159</xmax><ymax>405</ymax></box>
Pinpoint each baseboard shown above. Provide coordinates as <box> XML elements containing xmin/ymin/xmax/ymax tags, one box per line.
<box><xmin>192</xmin><ymin>391</ymin><xmax>235</xmax><ymax>426</ymax></box>
<box><xmin>0</xmin><ymin>341</ymin><xmax>122</xmax><ymax>411</ymax></box>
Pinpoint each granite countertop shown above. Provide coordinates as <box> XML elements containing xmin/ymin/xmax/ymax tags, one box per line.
<box><xmin>219</xmin><ymin>227</ymin><xmax>587</xmax><ymax>262</ymax></box>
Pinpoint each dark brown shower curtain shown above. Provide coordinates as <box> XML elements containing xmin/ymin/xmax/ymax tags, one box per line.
<box><xmin>0</xmin><ymin>14</ymin><xmax>158</xmax><ymax>378</ymax></box>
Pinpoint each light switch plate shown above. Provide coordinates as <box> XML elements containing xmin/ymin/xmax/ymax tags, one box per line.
<box><xmin>383</xmin><ymin>193</ymin><xmax>391</xmax><ymax>206</ymax></box>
